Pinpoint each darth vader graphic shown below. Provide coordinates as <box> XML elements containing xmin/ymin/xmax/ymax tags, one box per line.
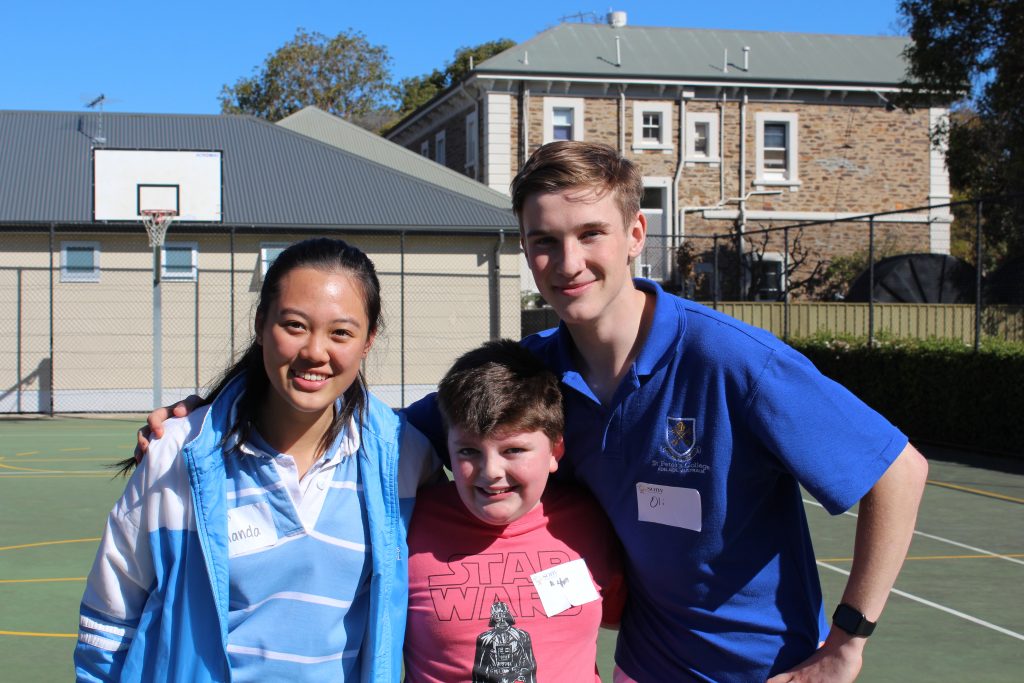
<box><xmin>472</xmin><ymin>597</ymin><xmax>537</xmax><ymax>683</ymax></box>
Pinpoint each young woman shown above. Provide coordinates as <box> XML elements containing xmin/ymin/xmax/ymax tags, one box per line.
<box><xmin>75</xmin><ymin>238</ymin><xmax>438</xmax><ymax>683</ymax></box>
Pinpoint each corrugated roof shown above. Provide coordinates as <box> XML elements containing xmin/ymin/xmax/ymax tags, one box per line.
<box><xmin>0</xmin><ymin>110</ymin><xmax>516</xmax><ymax>231</ymax></box>
<box><xmin>278</xmin><ymin>107</ymin><xmax>512</xmax><ymax>209</ymax></box>
<box><xmin>477</xmin><ymin>23</ymin><xmax>910</xmax><ymax>86</ymax></box>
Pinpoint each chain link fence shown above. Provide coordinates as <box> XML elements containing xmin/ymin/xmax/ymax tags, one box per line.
<box><xmin>0</xmin><ymin>228</ymin><xmax>520</xmax><ymax>414</ymax></box>
<box><xmin>636</xmin><ymin>197</ymin><xmax>1024</xmax><ymax>346</ymax></box>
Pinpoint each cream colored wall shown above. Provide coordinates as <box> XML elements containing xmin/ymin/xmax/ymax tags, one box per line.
<box><xmin>0</xmin><ymin>230</ymin><xmax>520</xmax><ymax>411</ymax></box>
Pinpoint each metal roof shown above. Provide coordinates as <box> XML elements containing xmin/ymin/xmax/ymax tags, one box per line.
<box><xmin>0</xmin><ymin>110</ymin><xmax>516</xmax><ymax>231</ymax></box>
<box><xmin>476</xmin><ymin>23</ymin><xmax>911</xmax><ymax>87</ymax></box>
<box><xmin>278</xmin><ymin>107</ymin><xmax>512</xmax><ymax>210</ymax></box>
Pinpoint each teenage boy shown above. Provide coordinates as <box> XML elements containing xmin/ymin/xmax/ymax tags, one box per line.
<box><xmin>493</xmin><ymin>141</ymin><xmax>927</xmax><ymax>682</ymax></box>
<box><xmin>403</xmin><ymin>339</ymin><xmax>625</xmax><ymax>683</ymax></box>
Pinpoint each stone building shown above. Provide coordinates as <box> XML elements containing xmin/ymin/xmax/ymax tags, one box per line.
<box><xmin>386</xmin><ymin>12</ymin><xmax>952</xmax><ymax>299</ymax></box>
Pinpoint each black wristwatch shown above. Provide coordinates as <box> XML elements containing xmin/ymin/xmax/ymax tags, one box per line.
<box><xmin>832</xmin><ymin>603</ymin><xmax>876</xmax><ymax>637</ymax></box>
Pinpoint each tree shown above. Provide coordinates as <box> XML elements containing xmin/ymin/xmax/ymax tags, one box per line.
<box><xmin>897</xmin><ymin>1</ymin><xmax>1024</xmax><ymax>267</ymax></box>
<box><xmin>394</xmin><ymin>39</ymin><xmax>516</xmax><ymax>120</ymax></box>
<box><xmin>220</xmin><ymin>28</ymin><xmax>397</xmax><ymax>128</ymax></box>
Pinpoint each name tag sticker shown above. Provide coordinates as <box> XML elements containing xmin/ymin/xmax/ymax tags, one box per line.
<box><xmin>636</xmin><ymin>482</ymin><xmax>702</xmax><ymax>531</ymax></box>
<box><xmin>226</xmin><ymin>502</ymin><xmax>279</xmax><ymax>557</ymax></box>
<box><xmin>530</xmin><ymin>558</ymin><xmax>600</xmax><ymax>617</ymax></box>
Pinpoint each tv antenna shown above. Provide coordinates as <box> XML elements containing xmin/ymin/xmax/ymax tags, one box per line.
<box><xmin>85</xmin><ymin>93</ymin><xmax>107</xmax><ymax>144</ymax></box>
<box><xmin>559</xmin><ymin>11</ymin><xmax>601</xmax><ymax>23</ymax></box>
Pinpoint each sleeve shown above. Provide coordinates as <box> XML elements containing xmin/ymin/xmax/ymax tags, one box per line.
<box><xmin>402</xmin><ymin>392</ymin><xmax>450</xmax><ymax>468</ymax></box>
<box><xmin>74</xmin><ymin>427</ymin><xmax>189</xmax><ymax>682</ymax></box>
<box><xmin>74</xmin><ymin>465</ymin><xmax>154</xmax><ymax>681</ymax></box>
<box><xmin>745</xmin><ymin>344</ymin><xmax>909</xmax><ymax>514</ymax></box>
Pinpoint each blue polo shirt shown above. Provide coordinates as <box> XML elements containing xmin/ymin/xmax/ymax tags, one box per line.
<box><xmin>406</xmin><ymin>279</ymin><xmax>907</xmax><ymax>681</ymax></box>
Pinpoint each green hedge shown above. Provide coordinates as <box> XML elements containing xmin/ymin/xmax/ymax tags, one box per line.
<box><xmin>790</xmin><ymin>335</ymin><xmax>1024</xmax><ymax>456</ymax></box>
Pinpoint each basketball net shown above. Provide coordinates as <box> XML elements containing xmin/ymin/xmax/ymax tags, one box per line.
<box><xmin>141</xmin><ymin>210</ymin><xmax>176</xmax><ymax>247</ymax></box>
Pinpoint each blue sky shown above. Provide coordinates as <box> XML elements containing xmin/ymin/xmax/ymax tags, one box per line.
<box><xmin>1</xmin><ymin>1</ymin><xmax>905</xmax><ymax>115</ymax></box>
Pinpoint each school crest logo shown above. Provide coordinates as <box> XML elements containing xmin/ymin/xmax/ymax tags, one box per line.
<box><xmin>664</xmin><ymin>417</ymin><xmax>696</xmax><ymax>461</ymax></box>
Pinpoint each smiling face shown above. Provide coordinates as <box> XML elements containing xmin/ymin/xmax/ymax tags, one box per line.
<box><xmin>521</xmin><ymin>187</ymin><xmax>646</xmax><ymax>329</ymax></box>
<box><xmin>257</xmin><ymin>266</ymin><xmax>375</xmax><ymax>435</ymax></box>
<box><xmin>449</xmin><ymin>425</ymin><xmax>562</xmax><ymax>526</ymax></box>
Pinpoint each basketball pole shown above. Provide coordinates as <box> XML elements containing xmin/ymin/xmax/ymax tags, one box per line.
<box><xmin>153</xmin><ymin>241</ymin><xmax>162</xmax><ymax>408</ymax></box>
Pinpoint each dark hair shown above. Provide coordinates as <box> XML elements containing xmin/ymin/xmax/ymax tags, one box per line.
<box><xmin>510</xmin><ymin>141</ymin><xmax>643</xmax><ymax>228</ymax></box>
<box><xmin>116</xmin><ymin>238</ymin><xmax>382</xmax><ymax>475</ymax></box>
<box><xmin>437</xmin><ymin>339</ymin><xmax>563</xmax><ymax>442</ymax></box>
<box><xmin>218</xmin><ymin>237</ymin><xmax>382</xmax><ymax>456</ymax></box>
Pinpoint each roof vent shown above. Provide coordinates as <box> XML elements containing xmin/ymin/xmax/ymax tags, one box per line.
<box><xmin>608</xmin><ymin>11</ymin><xmax>627</xmax><ymax>28</ymax></box>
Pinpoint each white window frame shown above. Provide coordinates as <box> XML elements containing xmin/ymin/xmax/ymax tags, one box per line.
<box><xmin>434</xmin><ymin>130</ymin><xmax>446</xmax><ymax>166</ymax></box>
<box><xmin>60</xmin><ymin>241</ymin><xmax>100</xmax><ymax>283</ymax></box>
<box><xmin>632</xmin><ymin>101</ymin><xmax>673</xmax><ymax>151</ymax></box>
<box><xmin>755</xmin><ymin>112</ymin><xmax>800</xmax><ymax>186</ymax></box>
<box><xmin>419</xmin><ymin>139</ymin><xmax>430</xmax><ymax>157</ymax></box>
<box><xmin>260</xmin><ymin>242</ymin><xmax>290</xmax><ymax>279</ymax></box>
<box><xmin>543</xmin><ymin>97</ymin><xmax>585</xmax><ymax>144</ymax></box>
<box><xmin>465</xmin><ymin>111</ymin><xmax>478</xmax><ymax>169</ymax></box>
<box><xmin>161</xmin><ymin>241</ymin><xmax>198</xmax><ymax>281</ymax></box>
<box><xmin>686</xmin><ymin>112</ymin><xmax>720</xmax><ymax>163</ymax></box>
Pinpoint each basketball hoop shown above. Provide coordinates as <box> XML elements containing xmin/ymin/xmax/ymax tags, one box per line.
<box><xmin>141</xmin><ymin>209</ymin><xmax>177</xmax><ymax>247</ymax></box>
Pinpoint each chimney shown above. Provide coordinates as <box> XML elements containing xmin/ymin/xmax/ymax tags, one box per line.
<box><xmin>607</xmin><ymin>10</ymin><xmax>627</xmax><ymax>28</ymax></box>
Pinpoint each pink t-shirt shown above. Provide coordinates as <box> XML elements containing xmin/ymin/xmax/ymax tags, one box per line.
<box><xmin>404</xmin><ymin>481</ymin><xmax>625</xmax><ymax>683</ymax></box>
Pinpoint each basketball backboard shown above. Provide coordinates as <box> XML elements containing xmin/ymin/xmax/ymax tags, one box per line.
<box><xmin>93</xmin><ymin>149</ymin><xmax>223</xmax><ymax>222</ymax></box>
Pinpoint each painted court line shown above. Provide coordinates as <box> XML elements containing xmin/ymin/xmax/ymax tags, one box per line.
<box><xmin>804</xmin><ymin>498</ymin><xmax>1024</xmax><ymax>567</ymax></box>
<box><xmin>0</xmin><ymin>538</ymin><xmax>100</xmax><ymax>552</ymax></box>
<box><xmin>0</xmin><ymin>577</ymin><xmax>85</xmax><ymax>584</ymax></box>
<box><xmin>816</xmin><ymin>561</ymin><xmax>1024</xmax><ymax>642</ymax></box>
<box><xmin>926</xmin><ymin>479</ymin><xmax>1024</xmax><ymax>504</ymax></box>
<box><xmin>0</xmin><ymin>630</ymin><xmax>76</xmax><ymax>639</ymax></box>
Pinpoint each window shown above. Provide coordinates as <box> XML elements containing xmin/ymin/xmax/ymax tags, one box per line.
<box><xmin>639</xmin><ymin>178</ymin><xmax>671</xmax><ymax>281</ymax></box>
<box><xmin>755</xmin><ymin>113</ymin><xmax>799</xmax><ymax>185</ymax></box>
<box><xmin>161</xmin><ymin>242</ymin><xmax>197</xmax><ymax>281</ymax></box>
<box><xmin>543</xmin><ymin>97</ymin><xmax>584</xmax><ymax>144</ymax></box>
<box><xmin>419</xmin><ymin>140</ymin><xmax>430</xmax><ymax>157</ymax></box>
<box><xmin>435</xmin><ymin>130</ymin><xmax>446</xmax><ymax>166</ymax></box>
<box><xmin>465</xmin><ymin>111</ymin><xmax>478</xmax><ymax>168</ymax></box>
<box><xmin>61</xmin><ymin>241</ymin><xmax>100</xmax><ymax>282</ymax></box>
<box><xmin>632</xmin><ymin>101</ymin><xmax>673</xmax><ymax>151</ymax></box>
<box><xmin>552</xmin><ymin>108</ymin><xmax>574</xmax><ymax>140</ymax></box>
<box><xmin>746</xmin><ymin>252</ymin><xmax>786</xmax><ymax>300</ymax></box>
<box><xmin>685</xmin><ymin>112</ymin><xmax>719</xmax><ymax>162</ymax></box>
<box><xmin>260</xmin><ymin>243</ymin><xmax>289</xmax><ymax>279</ymax></box>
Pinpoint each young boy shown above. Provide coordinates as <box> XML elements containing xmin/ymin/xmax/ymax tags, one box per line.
<box><xmin>403</xmin><ymin>339</ymin><xmax>625</xmax><ymax>683</ymax></box>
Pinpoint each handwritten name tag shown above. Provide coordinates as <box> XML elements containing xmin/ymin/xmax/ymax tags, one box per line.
<box><xmin>530</xmin><ymin>558</ymin><xmax>600</xmax><ymax>617</ymax></box>
<box><xmin>636</xmin><ymin>482</ymin><xmax>702</xmax><ymax>531</ymax></box>
<box><xmin>226</xmin><ymin>502</ymin><xmax>279</xmax><ymax>557</ymax></box>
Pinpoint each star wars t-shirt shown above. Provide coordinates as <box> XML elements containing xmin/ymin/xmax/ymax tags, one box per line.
<box><xmin>404</xmin><ymin>481</ymin><xmax>625</xmax><ymax>683</ymax></box>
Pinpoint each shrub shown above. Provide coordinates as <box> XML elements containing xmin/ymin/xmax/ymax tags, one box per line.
<box><xmin>791</xmin><ymin>334</ymin><xmax>1024</xmax><ymax>456</ymax></box>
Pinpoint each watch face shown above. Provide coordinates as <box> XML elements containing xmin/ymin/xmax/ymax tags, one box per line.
<box><xmin>833</xmin><ymin>603</ymin><xmax>875</xmax><ymax>637</ymax></box>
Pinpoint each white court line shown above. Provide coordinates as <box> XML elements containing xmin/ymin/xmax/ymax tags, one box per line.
<box><xmin>803</xmin><ymin>498</ymin><xmax>1024</xmax><ymax>567</ymax></box>
<box><xmin>816</xmin><ymin>561</ymin><xmax>1024</xmax><ymax>642</ymax></box>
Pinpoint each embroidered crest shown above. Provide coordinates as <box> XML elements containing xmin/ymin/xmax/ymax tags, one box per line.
<box><xmin>664</xmin><ymin>417</ymin><xmax>696</xmax><ymax>462</ymax></box>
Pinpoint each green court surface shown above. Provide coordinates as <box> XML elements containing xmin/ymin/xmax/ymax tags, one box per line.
<box><xmin>2</xmin><ymin>417</ymin><xmax>1021</xmax><ymax>682</ymax></box>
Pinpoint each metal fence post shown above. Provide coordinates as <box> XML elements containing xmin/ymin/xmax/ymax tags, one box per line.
<box><xmin>48</xmin><ymin>223</ymin><xmax>55</xmax><ymax>415</ymax></box>
<box><xmin>713</xmin><ymin>237</ymin><xmax>720</xmax><ymax>309</ymax></box>
<box><xmin>783</xmin><ymin>227</ymin><xmax>790</xmax><ymax>341</ymax></box>
<box><xmin>975</xmin><ymin>200</ymin><xmax>983</xmax><ymax>351</ymax></box>
<box><xmin>400</xmin><ymin>231</ymin><xmax>406</xmax><ymax>408</ymax></box>
<box><xmin>194</xmin><ymin>268</ymin><xmax>200</xmax><ymax>394</ymax></box>
<box><xmin>868</xmin><ymin>217</ymin><xmax>876</xmax><ymax>348</ymax></box>
<box><xmin>229</xmin><ymin>227</ymin><xmax>236</xmax><ymax>359</ymax></box>
<box><xmin>16</xmin><ymin>268</ymin><xmax>22</xmax><ymax>413</ymax></box>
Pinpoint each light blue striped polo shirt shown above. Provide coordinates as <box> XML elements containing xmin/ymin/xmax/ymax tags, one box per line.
<box><xmin>223</xmin><ymin>416</ymin><xmax>371</xmax><ymax>682</ymax></box>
